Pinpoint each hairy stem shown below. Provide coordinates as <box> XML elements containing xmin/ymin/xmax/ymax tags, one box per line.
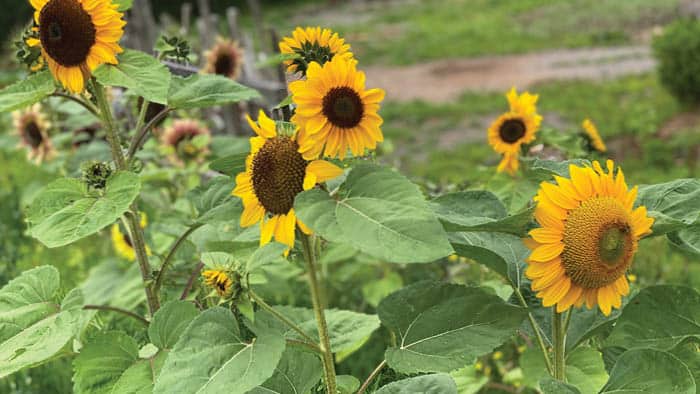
<box><xmin>180</xmin><ymin>262</ymin><xmax>205</xmax><ymax>300</ymax></box>
<box><xmin>84</xmin><ymin>304</ymin><xmax>149</xmax><ymax>326</ymax></box>
<box><xmin>552</xmin><ymin>309</ymin><xmax>567</xmax><ymax>381</ymax></box>
<box><xmin>127</xmin><ymin>108</ymin><xmax>171</xmax><ymax>162</ymax></box>
<box><xmin>153</xmin><ymin>223</ymin><xmax>203</xmax><ymax>296</ymax></box>
<box><xmin>514</xmin><ymin>287</ymin><xmax>553</xmax><ymax>375</ymax></box>
<box><xmin>357</xmin><ymin>360</ymin><xmax>387</xmax><ymax>394</ymax></box>
<box><xmin>300</xmin><ymin>233</ymin><xmax>337</xmax><ymax>394</ymax></box>
<box><xmin>249</xmin><ymin>290</ymin><xmax>317</xmax><ymax>345</ymax></box>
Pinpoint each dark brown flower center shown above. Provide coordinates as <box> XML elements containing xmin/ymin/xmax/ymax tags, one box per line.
<box><xmin>24</xmin><ymin>121</ymin><xmax>44</xmax><ymax>148</ymax></box>
<box><xmin>39</xmin><ymin>0</ymin><xmax>96</xmax><ymax>67</ymax></box>
<box><xmin>214</xmin><ymin>53</ymin><xmax>235</xmax><ymax>77</ymax></box>
<box><xmin>499</xmin><ymin>118</ymin><xmax>526</xmax><ymax>144</ymax></box>
<box><xmin>251</xmin><ymin>137</ymin><xmax>308</xmax><ymax>215</ymax></box>
<box><xmin>322</xmin><ymin>86</ymin><xmax>364</xmax><ymax>129</ymax></box>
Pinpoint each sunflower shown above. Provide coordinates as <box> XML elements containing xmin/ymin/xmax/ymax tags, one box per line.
<box><xmin>12</xmin><ymin>104</ymin><xmax>54</xmax><ymax>163</ymax></box>
<box><xmin>289</xmin><ymin>55</ymin><xmax>385</xmax><ymax>160</ymax></box>
<box><xmin>582</xmin><ymin>118</ymin><xmax>607</xmax><ymax>153</ymax></box>
<box><xmin>27</xmin><ymin>0</ymin><xmax>125</xmax><ymax>93</ymax></box>
<box><xmin>232</xmin><ymin>110</ymin><xmax>343</xmax><ymax>252</ymax></box>
<box><xmin>279</xmin><ymin>26</ymin><xmax>353</xmax><ymax>74</ymax></box>
<box><xmin>111</xmin><ymin>213</ymin><xmax>150</xmax><ymax>261</ymax></box>
<box><xmin>203</xmin><ymin>38</ymin><xmax>243</xmax><ymax>80</ymax></box>
<box><xmin>161</xmin><ymin>119</ymin><xmax>210</xmax><ymax>164</ymax></box>
<box><xmin>488</xmin><ymin>87</ymin><xmax>542</xmax><ymax>174</ymax></box>
<box><xmin>202</xmin><ymin>270</ymin><xmax>234</xmax><ymax>297</ymax></box>
<box><xmin>525</xmin><ymin>160</ymin><xmax>654</xmax><ymax>315</ymax></box>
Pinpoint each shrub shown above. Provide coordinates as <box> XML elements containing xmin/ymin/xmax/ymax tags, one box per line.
<box><xmin>653</xmin><ymin>18</ymin><xmax>700</xmax><ymax>105</ymax></box>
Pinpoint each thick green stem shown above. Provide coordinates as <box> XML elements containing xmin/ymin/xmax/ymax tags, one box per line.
<box><xmin>94</xmin><ymin>79</ymin><xmax>159</xmax><ymax>315</ymax></box>
<box><xmin>300</xmin><ymin>233</ymin><xmax>337</xmax><ymax>394</ymax></box>
<box><xmin>552</xmin><ymin>309</ymin><xmax>567</xmax><ymax>381</ymax></box>
<box><xmin>514</xmin><ymin>288</ymin><xmax>553</xmax><ymax>375</ymax></box>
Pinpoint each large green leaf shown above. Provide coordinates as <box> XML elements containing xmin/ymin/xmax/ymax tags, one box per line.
<box><xmin>94</xmin><ymin>50</ymin><xmax>171</xmax><ymax>104</ymax></box>
<box><xmin>449</xmin><ymin>231</ymin><xmax>528</xmax><ymax>286</ymax></box>
<box><xmin>154</xmin><ymin>307</ymin><xmax>285</xmax><ymax>394</ymax></box>
<box><xmin>187</xmin><ymin>176</ymin><xmax>242</xmax><ymax>225</ymax></box>
<box><xmin>637</xmin><ymin>179</ymin><xmax>700</xmax><ymax>236</ymax></box>
<box><xmin>114</xmin><ymin>0</ymin><xmax>132</xmax><ymax>11</ymax></box>
<box><xmin>255</xmin><ymin>306</ymin><xmax>380</xmax><ymax>353</ymax></box>
<box><xmin>521</xmin><ymin>346</ymin><xmax>605</xmax><ymax>394</ymax></box>
<box><xmin>248</xmin><ymin>348</ymin><xmax>322</xmax><ymax>394</ymax></box>
<box><xmin>600</xmin><ymin>349</ymin><xmax>696</xmax><ymax>393</ymax></box>
<box><xmin>605</xmin><ymin>285</ymin><xmax>700</xmax><ymax>351</ymax></box>
<box><xmin>148</xmin><ymin>300</ymin><xmax>199</xmax><ymax>350</ymax></box>
<box><xmin>431</xmin><ymin>191</ymin><xmax>533</xmax><ymax>236</ymax></box>
<box><xmin>168</xmin><ymin>74</ymin><xmax>261</xmax><ymax>109</ymax></box>
<box><xmin>0</xmin><ymin>266</ymin><xmax>84</xmax><ymax>378</ymax></box>
<box><xmin>539</xmin><ymin>378</ymin><xmax>581</xmax><ymax>394</ymax></box>
<box><xmin>295</xmin><ymin>164</ymin><xmax>453</xmax><ymax>263</ymax></box>
<box><xmin>209</xmin><ymin>153</ymin><xmax>248</xmax><ymax>177</ymax></box>
<box><xmin>26</xmin><ymin>172</ymin><xmax>141</xmax><ymax>248</ymax></box>
<box><xmin>0</xmin><ymin>71</ymin><xmax>55</xmax><ymax>113</ymax></box>
<box><xmin>375</xmin><ymin>374</ymin><xmax>458</xmax><ymax>394</ymax></box>
<box><xmin>377</xmin><ymin>281</ymin><xmax>527</xmax><ymax>374</ymax></box>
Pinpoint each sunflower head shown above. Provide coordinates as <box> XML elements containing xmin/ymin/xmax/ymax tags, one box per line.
<box><xmin>29</xmin><ymin>0</ymin><xmax>125</xmax><ymax>93</ymax></box>
<box><xmin>202</xmin><ymin>269</ymin><xmax>241</xmax><ymax>298</ymax></box>
<box><xmin>232</xmin><ymin>110</ymin><xmax>343</xmax><ymax>252</ymax></box>
<box><xmin>526</xmin><ymin>160</ymin><xmax>654</xmax><ymax>315</ymax></box>
<box><xmin>161</xmin><ymin>119</ymin><xmax>210</xmax><ymax>163</ymax></box>
<box><xmin>582</xmin><ymin>118</ymin><xmax>607</xmax><ymax>153</ymax></box>
<box><xmin>204</xmin><ymin>38</ymin><xmax>243</xmax><ymax>80</ymax></box>
<box><xmin>12</xmin><ymin>104</ymin><xmax>54</xmax><ymax>163</ymax></box>
<box><xmin>111</xmin><ymin>213</ymin><xmax>150</xmax><ymax>261</ymax></box>
<box><xmin>279</xmin><ymin>26</ymin><xmax>353</xmax><ymax>75</ymax></box>
<box><xmin>289</xmin><ymin>55</ymin><xmax>385</xmax><ymax>160</ymax></box>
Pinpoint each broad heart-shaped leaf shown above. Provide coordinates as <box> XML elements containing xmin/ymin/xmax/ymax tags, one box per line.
<box><xmin>667</xmin><ymin>223</ymin><xmax>700</xmax><ymax>256</ymax></box>
<box><xmin>247</xmin><ymin>347</ymin><xmax>322</xmax><ymax>394</ymax></box>
<box><xmin>295</xmin><ymin>164</ymin><xmax>453</xmax><ymax>263</ymax></box>
<box><xmin>0</xmin><ymin>70</ymin><xmax>55</xmax><ymax>113</ymax></box>
<box><xmin>449</xmin><ymin>231</ymin><xmax>528</xmax><ymax>287</ymax></box>
<box><xmin>637</xmin><ymin>179</ymin><xmax>700</xmax><ymax>236</ymax></box>
<box><xmin>521</xmin><ymin>346</ymin><xmax>607</xmax><ymax>394</ymax></box>
<box><xmin>94</xmin><ymin>50</ymin><xmax>171</xmax><ymax>104</ymax></box>
<box><xmin>168</xmin><ymin>74</ymin><xmax>261</xmax><ymax>109</ymax></box>
<box><xmin>375</xmin><ymin>374</ymin><xmax>458</xmax><ymax>394</ymax></box>
<box><xmin>377</xmin><ymin>281</ymin><xmax>527</xmax><ymax>374</ymax></box>
<box><xmin>431</xmin><ymin>191</ymin><xmax>533</xmax><ymax>236</ymax></box>
<box><xmin>601</xmin><ymin>349</ymin><xmax>696</xmax><ymax>393</ymax></box>
<box><xmin>26</xmin><ymin>171</ymin><xmax>141</xmax><ymax>248</ymax></box>
<box><xmin>605</xmin><ymin>285</ymin><xmax>700</xmax><ymax>351</ymax></box>
<box><xmin>187</xmin><ymin>176</ymin><xmax>242</xmax><ymax>225</ymax></box>
<box><xmin>255</xmin><ymin>306</ymin><xmax>380</xmax><ymax>353</ymax></box>
<box><xmin>148</xmin><ymin>300</ymin><xmax>199</xmax><ymax>350</ymax></box>
<box><xmin>154</xmin><ymin>307</ymin><xmax>285</xmax><ymax>394</ymax></box>
<box><xmin>539</xmin><ymin>378</ymin><xmax>581</xmax><ymax>394</ymax></box>
<box><xmin>0</xmin><ymin>266</ymin><xmax>84</xmax><ymax>378</ymax></box>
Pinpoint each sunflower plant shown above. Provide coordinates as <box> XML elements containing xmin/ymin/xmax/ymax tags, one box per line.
<box><xmin>0</xmin><ymin>6</ymin><xmax>698</xmax><ymax>394</ymax></box>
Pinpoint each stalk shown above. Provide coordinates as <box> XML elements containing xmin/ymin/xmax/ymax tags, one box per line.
<box><xmin>552</xmin><ymin>309</ymin><xmax>567</xmax><ymax>381</ymax></box>
<box><xmin>300</xmin><ymin>233</ymin><xmax>337</xmax><ymax>394</ymax></box>
<box><xmin>514</xmin><ymin>288</ymin><xmax>553</xmax><ymax>374</ymax></box>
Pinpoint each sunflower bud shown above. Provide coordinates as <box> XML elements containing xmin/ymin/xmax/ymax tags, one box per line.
<box><xmin>81</xmin><ymin>161</ymin><xmax>112</xmax><ymax>190</ymax></box>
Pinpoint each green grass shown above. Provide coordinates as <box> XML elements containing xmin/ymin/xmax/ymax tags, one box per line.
<box><xmin>264</xmin><ymin>0</ymin><xmax>681</xmax><ymax>65</ymax></box>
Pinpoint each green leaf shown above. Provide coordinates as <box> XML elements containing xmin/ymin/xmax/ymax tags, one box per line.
<box><xmin>0</xmin><ymin>266</ymin><xmax>83</xmax><ymax>378</ymax></box>
<box><xmin>94</xmin><ymin>50</ymin><xmax>170</xmax><ymax>104</ymax></box>
<box><xmin>295</xmin><ymin>164</ymin><xmax>453</xmax><ymax>263</ymax></box>
<box><xmin>248</xmin><ymin>348</ymin><xmax>322</xmax><ymax>394</ymax></box>
<box><xmin>187</xmin><ymin>176</ymin><xmax>242</xmax><ymax>225</ymax></box>
<box><xmin>337</xmin><ymin>375</ymin><xmax>361</xmax><ymax>394</ymax></box>
<box><xmin>377</xmin><ymin>281</ymin><xmax>527</xmax><ymax>374</ymax></box>
<box><xmin>168</xmin><ymin>74</ymin><xmax>261</xmax><ymax>109</ymax></box>
<box><xmin>114</xmin><ymin>0</ymin><xmax>133</xmax><ymax>11</ymax></box>
<box><xmin>667</xmin><ymin>224</ymin><xmax>700</xmax><ymax>255</ymax></box>
<box><xmin>110</xmin><ymin>353</ymin><xmax>166</xmax><ymax>394</ymax></box>
<box><xmin>362</xmin><ymin>271</ymin><xmax>404</xmax><ymax>308</ymax></box>
<box><xmin>148</xmin><ymin>300</ymin><xmax>199</xmax><ymax>350</ymax></box>
<box><xmin>26</xmin><ymin>172</ymin><xmax>141</xmax><ymax>248</ymax></box>
<box><xmin>539</xmin><ymin>378</ymin><xmax>581</xmax><ymax>394</ymax></box>
<box><xmin>605</xmin><ymin>285</ymin><xmax>700</xmax><ymax>351</ymax></box>
<box><xmin>528</xmin><ymin>158</ymin><xmax>590</xmax><ymax>178</ymax></box>
<box><xmin>375</xmin><ymin>374</ymin><xmax>458</xmax><ymax>394</ymax></box>
<box><xmin>600</xmin><ymin>349</ymin><xmax>696</xmax><ymax>393</ymax></box>
<box><xmin>255</xmin><ymin>53</ymin><xmax>300</xmax><ymax>69</ymax></box>
<box><xmin>154</xmin><ymin>307</ymin><xmax>285</xmax><ymax>394</ymax></box>
<box><xmin>255</xmin><ymin>306</ymin><xmax>380</xmax><ymax>353</ymax></box>
<box><xmin>449</xmin><ymin>231</ymin><xmax>528</xmax><ymax>286</ymax></box>
<box><xmin>0</xmin><ymin>71</ymin><xmax>55</xmax><ymax>113</ymax></box>
<box><xmin>73</xmin><ymin>331</ymin><xmax>139</xmax><ymax>394</ymax></box>
<box><xmin>637</xmin><ymin>179</ymin><xmax>700</xmax><ymax>236</ymax></box>
<box><xmin>431</xmin><ymin>191</ymin><xmax>533</xmax><ymax>236</ymax></box>
<box><xmin>209</xmin><ymin>153</ymin><xmax>248</xmax><ymax>176</ymax></box>
<box><xmin>246</xmin><ymin>242</ymin><xmax>288</xmax><ymax>273</ymax></box>
<box><xmin>565</xmin><ymin>347</ymin><xmax>609</xmax><ymax>394</ymax></box>
<box><xmin>450</xmin><ymin>365</ymin><xmax>487</xmax><ymax>394</ymax></box>
<box><xmin>274</xmin><ymin>94</ymin><xmax>294</xmax><ymax>109</ymax></box>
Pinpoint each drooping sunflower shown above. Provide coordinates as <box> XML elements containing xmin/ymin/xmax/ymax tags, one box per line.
<box><xmin>581</xmin><ymin>118</ymin><xmax>607</xmax><ymax>153</ymax></box>
<box><xmin>12</xmin><ymin>104</ymin><xmax>54</xmax><ymax>163</ymax></box>
<box><xmin>488</xmin><ymin>87</ymin><xmax>543</xmax><ymax>174</ymax></box>
<box><xmin>202</xmin><ymin>270</ymin><xmax>234</xmax><ymax>297</ymax></box>
<box><xmin>203</xmin><ymin>38</ymin><xmax>243</xmax><ymax>80</ymax></box>
<box><xmin>28</xmin><ymin>0</ymin><xmax>125</xmax><ymax>93</ymax></box>
<box><xmin>160</xmin><ymin>119</ymin><xmax>211</xmax><ymax>164</ymax></box>
<box><xmin>111</xmin><ymin>213</ymin><xmax>150</xmax><ymax>261</ymax></box>
<box><xmin>232</xmin><ymin>110</ymin><xmax>343</xmax><ymax>251</ymax></box>
<box><xmin>289</xmin><ymin>55</ymin><xmax>385</xmax><ymax>160</ymax></box>
<box><xmin>525</xmin><ymin>160</ymin><xmax>654</xmax><ymax>315</ymax></box>
<box><xmin>279</xmin><ymin>26</ymin><xmax>353</xmax><ymax>74</ymax></box>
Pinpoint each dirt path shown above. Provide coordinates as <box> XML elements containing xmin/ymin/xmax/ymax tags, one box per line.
<box><xmin>365</xmin><ymin>46</ymin><xmax>654</xmax><ymax>102</ymax></box>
